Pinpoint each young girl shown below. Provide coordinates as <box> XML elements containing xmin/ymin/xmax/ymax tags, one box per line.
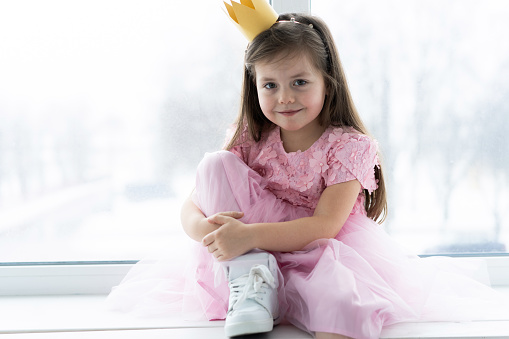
<box><xmin>108</xmin><ymin>11</ymin><xmax>509</xmax><ymax>339</ymax></box>
<box><xmin>178</xmin><ymin>12</ymin><xmax>509</xmax><ymax>339</ymax></box>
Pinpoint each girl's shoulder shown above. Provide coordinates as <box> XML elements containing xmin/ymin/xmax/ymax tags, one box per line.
<box><xmin>326</xmin><ymin>126</ymin><xmax>377</xmax><ymax>151</ymax></box>
<box><xmin>323</xmin><ymin>126</ymin><xmax>380</xmax><ymax>193</ymax></box>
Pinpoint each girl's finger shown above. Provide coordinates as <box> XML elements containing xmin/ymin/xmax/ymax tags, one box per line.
<box><xmin>207</xmin><ymin>211</ymin><xmax>244</xmax><ymax>224</ymax></box>
<box><xmin>207</xmin><ymin>214</ymin><xmax>231</xmax><ymax>225</ymax></box>
<box><xmin>220</xmin><ymin>211</ymin><xmax>243</xmax><ymax>218</ymax></box>
<box><xmin>229</xmin><ymin>211</ymin><xmax>244</xmax><ymax>219</ymax></box>
<box><xmin>202</xmin><ymin>234</ymin><xmax>213</xmax><ymax>247</ymax></box>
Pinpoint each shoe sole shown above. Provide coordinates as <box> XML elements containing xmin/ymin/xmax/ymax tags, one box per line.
<box><xmin>224</xmin><ymin>318</ymin><xmax>274</xmax><ymax>337</ymax></box>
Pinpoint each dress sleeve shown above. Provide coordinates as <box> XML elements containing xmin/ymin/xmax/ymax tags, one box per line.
<box><xmin>325</xmin><ymin>133</ymin><xmax>379</xmax><ymax>193</ymax></box>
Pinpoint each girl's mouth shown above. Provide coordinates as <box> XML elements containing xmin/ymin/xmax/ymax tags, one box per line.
<box><xmin>278</xmin><ymin>109</ymin><xmax>302</xmax><ymax>116</ymax></box>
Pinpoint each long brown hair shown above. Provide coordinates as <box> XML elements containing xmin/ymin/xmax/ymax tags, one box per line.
<box><xmin>225</xmin><ymin>14</ymin><xmax>387</xmax><ymax>223</ymax></box>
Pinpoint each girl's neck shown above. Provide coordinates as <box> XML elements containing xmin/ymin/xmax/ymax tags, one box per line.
<box><xmin>279</xmin><ymin>124</ymin><xmax>327</xmax><ymax>153</ymax></box>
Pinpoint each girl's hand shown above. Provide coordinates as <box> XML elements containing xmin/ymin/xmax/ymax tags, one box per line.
<box><xmin>202</xmin><ymin>212</ymin><xmax>255</xmax><ymax>261</ymax></box>
<box><xmin>206</xmin><ymin>211</ymin><xmax>244</xmax><ymax>224</ymax></box>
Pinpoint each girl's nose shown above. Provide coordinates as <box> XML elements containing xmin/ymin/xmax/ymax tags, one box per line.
<box><xmin>278</xmin><ymin>88</ymin><xmax>295</xmax><ymax>104</ymax></box>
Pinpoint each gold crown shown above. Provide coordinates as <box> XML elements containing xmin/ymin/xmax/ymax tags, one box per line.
<box><xmin>223</xmin><ymin>0</ymin><xmax>278</xmax><ymax>41</ymax></box>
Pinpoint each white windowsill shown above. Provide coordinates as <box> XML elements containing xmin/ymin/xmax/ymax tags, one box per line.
<box><xmin>0</xmin><ymin>289</ymin><xmax>508</xmax><ymax>339</ymax></box>
<box><xmin>1</xmin><ymin>255</ymin><xmax>508</xmax><ymax>338</ymax></box>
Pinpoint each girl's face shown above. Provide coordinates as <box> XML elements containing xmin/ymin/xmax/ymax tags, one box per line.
<box><xmin>254</xmin><ymin>52</ymin><xmax>327</xmax><ymax>138</ymax></box>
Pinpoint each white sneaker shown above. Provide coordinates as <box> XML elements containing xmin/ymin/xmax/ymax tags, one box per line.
<box><xmin>222</xmin><ymin>252</ymin><xmax>279</xmax><ymax>337</ymax></box>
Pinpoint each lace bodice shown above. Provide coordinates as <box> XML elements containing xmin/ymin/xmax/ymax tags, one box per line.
<box><xmin>229</xmin><ymin>126</ymin><xmax>380</xmax><ymax>215</ymax></box>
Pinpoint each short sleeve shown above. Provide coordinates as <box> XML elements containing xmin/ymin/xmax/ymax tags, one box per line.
<box><xmin>325</xmin><ymin>133</ymin><xmax>379</xmax><ymax>193</ymax></box>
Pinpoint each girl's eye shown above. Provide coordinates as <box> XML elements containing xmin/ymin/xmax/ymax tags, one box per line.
<box><xmin>263</xmin><ymin>83</ymin><xmax>277</xmax><ymax>89</ymax></box>
<box><xmin>294</xmin><ymin>79</ymin><xmax>307</xmax><ymax>86</ymax></box>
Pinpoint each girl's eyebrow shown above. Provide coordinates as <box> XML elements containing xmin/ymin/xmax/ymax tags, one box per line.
<box><xmin>258</xmin><ymin>72</ymin><xmax>313</xmax><ymax>82</ymax></box>
<box><xmin>290</xmin><ymin>72</ymin><xmax>312</xmax><ymax>78</ymax></box>
<box><xmin>258</xmin><ymin>76</ymin><xmax>275</xmax><ymax>82</ymax></box>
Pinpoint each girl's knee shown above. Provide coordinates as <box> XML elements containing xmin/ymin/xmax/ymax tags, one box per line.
<box><xmin>197</xmin><ymin>151</ymin><xmax>239</xmax><ymax>174</ymax></box>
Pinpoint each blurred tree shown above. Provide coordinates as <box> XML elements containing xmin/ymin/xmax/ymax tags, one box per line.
<box><xmin>474</xmin><ymin>62</ymin><xmax>509</xmax><ymax>242</ymax></box>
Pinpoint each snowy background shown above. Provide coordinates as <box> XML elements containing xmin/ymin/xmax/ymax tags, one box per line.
<box><xmin>0</xmin><ymin>0</ymin><xmax>508</xmax><ymax>262</ymax></box>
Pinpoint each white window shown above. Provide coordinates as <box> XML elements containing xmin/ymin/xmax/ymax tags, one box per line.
<box><xmin>313</xmin><ymin>0</ymin><xmax>509</xmax><ymax>255</ymax></box>
<box><xmin>0</xmin><ymin>0</ymin><xmax>246</xmax><ymax>263</ymax></box>
<box><xmin>0</xmin><ymin>0</ymin><xmax>508</xmax><ymax>294</ymax></box>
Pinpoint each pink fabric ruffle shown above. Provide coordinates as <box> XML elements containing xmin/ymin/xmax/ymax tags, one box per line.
<box><xmin>106</xmin><ymin>150</ymin><xmax>509</xmax><ymax>339</ymax></box>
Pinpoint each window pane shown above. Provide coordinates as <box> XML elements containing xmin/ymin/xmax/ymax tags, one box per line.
<box><xmin>313</xmin><ymin>0</ymin><xmax>509</xmax><ymax>254</ymax></box>
<box><xmin>0</xmin><ymin>0</ymin><xmax>246</xmax><ymax>262</ymax></box>
<box><xmin>1</xmin><ymin>1</ymin><xmax>508</xmax><ymax>263</ymax></box>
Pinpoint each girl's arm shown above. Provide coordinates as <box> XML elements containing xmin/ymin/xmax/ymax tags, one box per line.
<box><xmin>180</xmin><ymin>193</ymin><xmax>244</xmax><ymax>242</ymax></box>
<box><xmin>203</xmin><ymin>179</ymin><xmax>361</xmax><ymax>260</ymax></box>
<box><xmin>252</xmin><ymin>179</ymin><xmax>360</xmax><ymax>251</ymax></box>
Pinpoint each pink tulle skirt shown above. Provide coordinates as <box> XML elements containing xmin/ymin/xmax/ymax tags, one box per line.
<box><xmin>106</xmin><ymin>151</ymin><xmax>509</xmax><ymax>339</ymax></box>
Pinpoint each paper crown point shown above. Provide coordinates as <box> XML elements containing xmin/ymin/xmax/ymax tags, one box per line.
<box><xmin>223</xmin><ymin>0</ymin><xmax>278</xmax><ymax>41</ymax></box>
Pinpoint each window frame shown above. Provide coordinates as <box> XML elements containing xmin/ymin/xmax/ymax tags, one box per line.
<box><xmin>271</xmin><ymin>0</ymin><xmax>310</xmax><ymax>14</ymax></box>
<box><xmin>1</xmin><ymin>255</ymin><xmax>508</xmax><ymax>296</ymax></box>
<box><xmin>2</xmin><ymin>0</ymin><xmax>509</xmax><ymax>296</ymax></box>
<box><xmin>0</xmin><ymin>262</ymin><xmax>133</xmax><ymax>296</ymax></box>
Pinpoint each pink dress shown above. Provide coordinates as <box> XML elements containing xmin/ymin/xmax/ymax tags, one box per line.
<box><xmin>107</xmin><ymin>125</ymin><xmax>509</xmax><ymax>339</ymax></box>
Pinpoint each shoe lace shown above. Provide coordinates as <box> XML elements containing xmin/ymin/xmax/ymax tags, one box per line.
<box><xmin>229</xmin><ymin>264</ymin><xmax>276</xmax><ymax>311</ymax></box>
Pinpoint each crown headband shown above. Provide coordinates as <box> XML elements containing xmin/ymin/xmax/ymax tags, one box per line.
<box><xmin>276</xmin><ymin>17</ymin><xmax>314</xmax><ymax>29</ymax></box>
<box><xmin>223</xmin><ymin>0</ymin><xmax>278</xmax><ymax>41</ymax></box>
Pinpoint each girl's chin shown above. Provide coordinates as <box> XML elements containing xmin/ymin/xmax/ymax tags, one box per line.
<box><xmin>278</xmin><ymin>124</ymin><xmax>308</xmax><ymax>133</ymax></box>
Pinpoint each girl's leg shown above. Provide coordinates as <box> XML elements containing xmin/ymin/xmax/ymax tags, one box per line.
<box><xmin>192</xmin><ymin>151</ymin><xmax>305</xmax><ymax>330</ymax></box>
<box><xmin>193</xmin><ymin>150</ymin><xmax>311</xmax><ymax>223</ymax></box>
